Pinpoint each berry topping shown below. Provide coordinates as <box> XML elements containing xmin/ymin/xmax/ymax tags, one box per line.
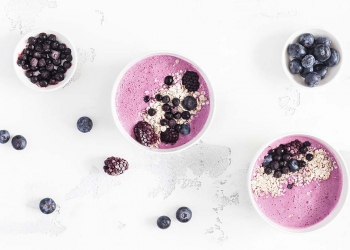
<box><xmin>174</xmin><ymin>124</ymin><xmax>182</xmax><ymax>132</ymax></box>
<box><xmin>0</xmin><ymin>130</ymin><xmax>10</xmax><ymax>144</ymax></box>
<box><xmin>157</xmin><ymin>216</ymin><xmax>171</xmax><ymax>229</ymax></box>
<box><xmin>77</xmin><ymin>116</ymin><xmax>93</xmax><ymax>133</ymax></box>
<box><xmin>288</xmin><ymin>159</ymin><xmax>299</xmax><ymax>172</ymax></box>
<box><xmin>182</xmin><ymin>96</ymin><xmax>197</xmax><ymax>111</ymax></box>
<box><xmin>160</xmin><ymin>119</ymin><xmax>168</xmax><ymax>126</ymax></box>
<box><xmin>162</xmin><ymin>95</ymin><xmax>170</xmax><ymax>104</ymax></box>
<box><xmin>48</xmin><ymin>34</ymin><xmax>56</xmax><ymax>41</ymax></box>
<box><xmin>262</xmin><ymin>155</ymin><xmax>273</xmax><ymax>166</ymax></box>
<box><xmin>160</xmin><ymin>128</ymin><xmax>179</xmax><ymax>144</ymax></box>
<box><xmin>287</xmin><ymin>184</ymin><xmax>293</xmax><ymax>189</ymax></box>
<box><xmin>288</xmin><ymin>43</ymin><xmax>306</xmax><ymax>59</ymax></box>
<box><xmin>281</xmin><ymin>166</ymin><xmax>289</xmax><ymax>174</ymax></box>
<box><xmin>148</xmin><ymin>108</ymin><xmax>156</xmax><ymax>116</ymax></box>
<box><xmin>162</xmin><ymin>104</ymin><xmax>171</xmax><ymax>112</ymax></box>
<box><xmin>180</xmin><ymin>123</ymin><xmax>190</xmax><ymax>135</ymax></box>
<box><xmin>39</xmin><ymin>80</ymin><xmax>48</xmax><ymax>87</ymax></box>
<box><xmin>270</xmin><ymin>161</ymin><xmax>280</xmax><ymax>170</ymax></box>
<box><xmin>282</xmin><ymin>154</ymin><xmax>290</xmax><ymax>161</ymax></box>
<box><xmin>264</xmin><ymin>167</ymin><xmax>272</xmax><ymax>175</ymax></box>
<box><xmin>181</xmin><ymin>111</ymin><xmax>191</xmax><ymax>120</ymax></box>
<box><xmin>299</xmin><ymin>146</ymin><xmax>308</xmax><ymax>154</ymax></box>
<box><xmin>306</xmin><ymin>154</ymin><xmax>314</xmax><ymax>161</ymax></box>
<box><xmin>273</xmin><ymin>170</ymin><xmax>282</xmax><ymax>178</ymax></box>
<box><xmin>176</xmin><ymin>207</ymin><xmax>192</xmax><ymax>223</ymax></box>
<box><xmin>173</xmin><ymin>112</ymin><xmax>182</xmax><ymax>120</ymax></box>
<box><xmin>303</xmin><ymin>141</ymin><xmax>311</xmax><ymax>147</ymax></box>
<box><xmin>143</xmin><ymin>96</ymin><xmax>150</xmax><ymax>102</ymax></box>
<box><xmin>155</xmin><ymin>94</ymin><xmax>162</xmax><ymax>101</ymax></box>
<box><xmin>165</xmin><ymin>112</ymin><xmax>173</xmax><ymax>120</ymax></box>
<box><xmin>11</xmin><ymin>135</ymin><xmax>27</xmax><ymax>150</ymax></box>
<box><xmin>103</xmin><ymin>157</ymin><xmax>129</xmax><ymax>176</ymax></box>
<box><xmin>39</xmin><ymin>198</ymin><xmax>56</xmax><ymax>214</ymax></box>
<box><xmin>172</xmin><ymin>98</ymin><xmax>180</xmax><ymax>107</ymax></box>
<box><xmin>182</xmin><ymin>71</ymin><xmax>200</xmax><ymax>92</ymax></box>
<box><xmin>164</xmin><ymin>75</ymin><xmax>174</xmax><ymax>85</ymax></box>
<box><xmin>134</xmin><ymin>121</ymin><xmax>158</xmax><ymax>147</ymax></box>
<box><xmin>168</xmin><ymin>119</ymin><xmax>176</xmax><ymax>128</ymax></box>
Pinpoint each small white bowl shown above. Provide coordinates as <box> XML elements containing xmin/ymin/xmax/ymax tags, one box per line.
<box><xmin>13</xmin><ymin>29</ymin><xmax>78</xmax><ymax>92</ymax></box>
<box><xmin>111</xmin><ymin>52</ymin><xmax>215</xmax><ymax>154</ymax></box>
<box><xmin>248</xmin><ymin>133</ymin><xmax>349</xmax><ymax>233</ymax></box>
<box><xmin>282</xmin><ymin>27</ymin><xmax>343</xmax><ymax>88</ymax></box>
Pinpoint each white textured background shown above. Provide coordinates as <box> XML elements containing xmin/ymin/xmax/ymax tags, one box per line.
<box><xmin>1</xmin><ymin>0</ymin><xmax>350</xmax><ymax>249</ymax></box>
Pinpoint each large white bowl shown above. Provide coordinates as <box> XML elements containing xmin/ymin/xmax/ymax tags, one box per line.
<box><xmin>111</xmin><ymin>52</ymin><xmax>215</xmax><ymax>154</ymax></box>
<box><xmin>282</xmin><ymin>27</ymin><xmax>343</xmax><ymax>88</ymax></box>
<box><xmin>13</xmin><ymin>29</ymin><xmax>78</xmax><ymax>92</ymax></box>
<box><xmin>247</xmin><ymin>133</ymin><xmax>349</xmax><ymax>233</ymax></box>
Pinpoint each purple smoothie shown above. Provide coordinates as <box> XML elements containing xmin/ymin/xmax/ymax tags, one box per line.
<box><xmin>115</xmin><ymin>54</ymin><xmax>210</xmax><ymax>149</ymax></box>
<box><xmin>251</xmin><ymin>135</ymin><xmax>343</xmax><ymax>229</ymax></box>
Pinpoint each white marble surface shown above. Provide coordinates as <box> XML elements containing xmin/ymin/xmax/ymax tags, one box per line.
<box><xmin>1</xmin><ymin>0</ymin><xmax>350</xmax><ymax>249</ymax></box>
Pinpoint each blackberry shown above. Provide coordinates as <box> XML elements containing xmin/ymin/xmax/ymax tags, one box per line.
<box><xmin>173</xmin><ymin>112</ymin><xmax>182</xmax><ymax>120</ymax></box>
<box><xmin>160</xmin><ymin>128</ymin><xmax>179</xmax><ymax>144</ymax></box>
<box><xmin>165</xmin><ymin>112</ymin><xmax>173</xmax><ymax>120</ymax></box>
<box><xmin>103</xmin><ymin>156</ymin><xmax>129</xmax><ymax>176</ymax></box>
<box><xmin>182</xmin><ymin>71</ymin><xmax>200</xmax><ymax>92</ymax></box>
<box><xmin>134</xmin><ymin>121</ymin><xmax>158</xmax><ymax>146</ymax></box>
<box><xmin>162</xmin><ymin>104</ymin><xmax>171</xmax><ymax>112</ymax></box>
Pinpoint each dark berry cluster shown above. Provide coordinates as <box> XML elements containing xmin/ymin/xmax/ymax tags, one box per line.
<box><xmin>103</xmin><ymin>157</ymin><xmax>129</xmax><ymax>176</ymax></box>
<box><xmin>17</xmin><ymin>32</ymin><xmax>73</xmax><ymax>87</ymax></box>
<box><xmin>288</xmin><ymin>34</ymin><xmax>340</xmax><ymax>87</ymax></box>
<box><xmin>262</xmin><ymin>140</ymin><xmax>312</xmax><ymax>178</ymax></box>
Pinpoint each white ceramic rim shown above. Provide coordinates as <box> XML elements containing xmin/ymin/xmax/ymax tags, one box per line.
<box><xmin>111</xmin><ymin>51</ymin><xmax>215</xmax><ymax>154</ymax></box>
<box><xmin>13</xmin><ymin>29</ymin><xmax>78</xmax><ymax>92</ymax></box>
<box><xmin>247</xmin><ymin>132</ymin><xmax>349</xmax><ymax>233</ymax></box>
<box><xmin>282</xmin><ymin>27</ymin><xmax>343</xmax><ymax>89</ymax></box>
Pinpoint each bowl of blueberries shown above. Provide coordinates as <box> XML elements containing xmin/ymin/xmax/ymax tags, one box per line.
<box><xmin>282</xmin><ymin>27</ymin><xmax>342</xmax><ymax>88</ymax></box>
<box><xmin>14</xmin><ymin>29</ymin><xmax>77</xmax><ymax>92</ymax></box>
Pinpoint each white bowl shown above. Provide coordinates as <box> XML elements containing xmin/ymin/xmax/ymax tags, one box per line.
<box><xmin>13</xmin><ymin>29</ymin><xmax>78</xmax><ymax>92</ymax></box>
<box><xmin>248</xmin><ymin>133</ymin><xmax>349</xmax><ymax>233</ymax></box>
<box><xmin>111</xmin><ymin>52</ymin><xmax>215</xmax><ymax>154</ymax></box>
<box><xmin>282</xmin><ymin>27</ymin><xmax>343</xmax><ymax>88</ymax></box>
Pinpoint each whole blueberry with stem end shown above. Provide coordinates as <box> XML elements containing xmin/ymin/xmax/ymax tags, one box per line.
<box><xmin>289</xmin><ymin>59</ymin><xmax>303</xmax><ymax>74</ymax></box>
<box><xmin>39</xmin><ymin>198</ymin><xmax>56</xmax><ymax>214</ymax></box>
<box><xmin>313</xmin><ymin>64</ymin><xmax>328</xmax><ymax>79</ymax></box>
<box><xmin>11</xmin><ymin>135</ymin><xmax>27</xmax><ymax>150</ymax></box>
<box><xmin>157</xmin><ymin>216</ymin><xmax>171</xmax><ymax>229</ymax></box>
<box><xmin>77</xmin><ymin>116</ymin><xmax>93</xmax><ymax>133</ymax></box>
<box><xmin>176</xmin><ymin>207</ymin><xmax>192</xmax><ymax>223</ymax></box>
<box><xmin>0</xmin><ymin>130</ymin><xmax>10</xmax><ymax>144</ymax></box>
<box><xmin>299</xmin><ymin>33</ymin><xmax>314</xmax><ymax>48</ymax></box>
<box><xmin>288</xmin><ymin>43</ymin><xmax>306</xmax><ymax>59</ymax></box>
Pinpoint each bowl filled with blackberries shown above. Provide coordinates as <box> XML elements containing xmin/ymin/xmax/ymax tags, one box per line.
<box><xmin>14</xmin><ymin>29</ymin><xmax>77</xmax><ymax>91</ymax></box>
<box><xmin>283</xmin><ymin>27</ymin><xmax>342</xmax><ymax>88</ymax></box>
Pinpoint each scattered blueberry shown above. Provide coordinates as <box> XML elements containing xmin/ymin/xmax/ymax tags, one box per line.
<box><xmin>299</xmin><ymin>146</ymin><xmax>308</xmax><ymax>154</ymax></box>
<box><xmin>148</xmin><ymin>108</ymin><xmax>156</xmax><ymax>116</ymax></box>
<box><xmin>164</xmin><ymin>75</ymin><xmax>174</xmax><ymax>85</ymax></box>
<box><xmin>179</xmin><ymin>123</ymin><xmax>190</xmax><ymax>135</ymax></box>
<box><xmin>288</xmin><ymin>43</ymin><xmax>306</xmax><ymax>59</ymax></box>
<box><xmin>160</xmin><ymin>119</ymin><xmax>168</xmax><ymax>126</ymax></box>
<box><xmin>313</xmin><ymin>64</ymin><xmax>328</xmax><ymax>79</ymax></box>
<box><xmin>270</xmin><ymin>161</ymin><xmax>280</xmax><ymax>170</ymax></box>
<box><xmin>157</xmin><ymin>216</ymin><xmax>171</xmax><ymax>229</ymax></box>
<box><xmin>305</xmin><ymin>72</ymin><xmax>321</xmax><ymax>87</ymax></box>
<box><xmin>182</xmin><ymin>96</ymin><xmax>197</xmax><ymax>111</ymax></box>
<box><xmin>0</xmin><ymin>130</ymin><xmax>10</xmax><ymax>144</ymax></box>
<box><xmin>287</xmin><ymin>184</ymin><xmax>293</xmax><ymax>189</ymax></box>
<box><xmin>11</xmin><ymin>135</ymin><xmax>27</xmax><ymax>150</ymax></box>
<box><xmin>162</xmin><ymin>95</ymin><xmax>170</xmax><ymax>104</ymax></box>
<box><xmin>303</xmin><ymin>141</ymin><xmax>311</xmax><ymax>147</ymax></box>
<box><xmin>181</xmin><ymin>111</ymin><xmax>191</xmax><ymax>120</ymax></box>
<box><xmin>301</xmin><ymin>55</ymin><xmax>315</xmax><ymax>68</ymax></box>
<box><xmin>39</xmin><ymin>198</ymin><xmax>56</xmax><ymax>214</ymax></box>
<box><xmin>313</xmin><ymin>44</ymin><xmax>331</xmax><ymax>62</ymax></box>
<box><xmin>262</xmin><ymin>155</ymin><xmax>273</xmax><ymax>166</ymax></box>
<box><xmin>173</xmin><ymin>112</ymin><xmax>182</xmax><ymax>120</ymax></box>
<box><xmin>176</xmin><ymin>207</ymin><xmax>192</xmax><ymax>223</ymax></box>
<box><xmin>143</xmin><ymin>96</ymin><xmax>150</xmax><ymax>102</ymax></box>
<box><xmin>316</xmin><ymin>36</ymin><xmax>331</xmax><ymax>47</ymax></box>
<box><xmin>289</xmin><ymin>59</ymin><xmax>303</xmax><ymax>74</ymax></box>
<box><xmin>288</xmin><ymin>159</ymin><xmax>299</xmax><ymax>172</ymax></box>
<box><xmin>39</xmin><ymin>80</ymin><xmax>48</xmax><ymax>87</ymax></box>
<box><xmin>324</xmin><ymin>48</ymin><xmax>340</xmax><ymax>67</ymax></box>
<box><xmin>299</xmin><ymin>33</ymin><xmax>314</xmax><ymax>48</ymax></box>
<box><xmin>174</xmin><ymin>124</ymin><xmax>182</xmax><ymax>132</ymax></box>
<box><xmin>273</xmin><ymin>170</ymin><xmax>282</xmax><ymax>178</ymax></box>
<box><xmin>77</xmin><ymin>116</ymin><xmax>93</xmax><ymax>133</ymax></box>
<box><xmin>306</xmin><ymin>154</ymin><xmax>314</xmax><ymax>161</ymax></box>
<box><xmin>282</xmin><ymin>154</ymin><xmax>290</xmax><ymax>161</ymax></box>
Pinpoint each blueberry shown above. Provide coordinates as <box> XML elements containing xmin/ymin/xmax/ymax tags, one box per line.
<box><xmin>30</xmin><ymin>76</ymin><xmax>38</xmax><ymax>83</ymax></box>
<box><xmin>33</xmin><ymin>52</ymin><xmax>42</xmax><ymax>58</ymax></box>
<box><xmin>155</xmin><ymin>94</ymin><xmax>162</xmax><ymax>101</ymax></box>
<box><xmin>168</xmin><ymin>119</ymin><xmax>176</xmax><ymax>128</ymax></box>
<box><xmin>28</xmin><ymin>44</ymin><xmax>35</xmax><ymax>50</ymax></box>
<box><xmin>288</xmin><ymin>43</ymin><xmax>306</xmax><ymax>59</ymax></box>
<box><xmin>270</xmin><ymin>161</ymin><xmax>280</xmax><ymax>170</ymax></box>
<box><xmin>51</xmin><ymin>41</ymin><xmax>59</xmax><ymax>50</ymax></box>
<box><xmin>181</xmin><ymin>111</ymin><xmax>191</xmax><ymax>120</ymax></box>
<box><xmin>38</xmin><ymin>58</ymin><xmax>46</xmax><ymax>67</ymax></box>
<box><xmin>57</xmin><ymin>66</ymin><xmax>66</xmax><ymax>73</ymax></box>
<box><xmin>176</xmin><ymin>207</ymin><xmax>192</xmax><ymax>223</ymax></box>
<box><xmin>313</xmin><ymin>64</ymin><xmax>328</xmax><ymax>79</ymax></box>
<box><xmin>11</xmin><ymin>135</ymin><xmax>27</xmax><ymax>150</ymax></box>
<box><xmin>175</xmin><ymin>124</ymin><xmax>182</xmax><ymax>132</ymax></box>
<box><xmin>301</xmin><ymin>55</ymin><xmax>315</xmax><ymax>68</ymax></box>
<box><xmin>324</xmin><ymin>48</ymin><xmax>340</xmax><ymax>67</ymax></box>
<box><xmin>48</xmin><ymin>34</ymin><xmax>56</xmax><ymax>41</ymax></box>
<box><xmin>77</xmin><ymin>116</ymin><xmax>93</xmax><ymax>133</ymax></box>
<box><xmin>0</xmin><ymin>130</ymin><xmax>10</xmax><ymax>144</ymax></box>
<box><xmin>30</xmin><ymin>57</ymin><xmax>38</xmax><ymax>67</ymax></box>
<box><xmin>287</xmin><ymin>184</ymin><xmax>293</xmax><ymax>189</ymax></box>
<box><xmin>172</xmin><ymin>98</ymin><xmax>180</xmax><ymax>107</ymax></box>
<box><xmin>39</xmin><ymin>33</ymin><xmax>48</xmax><ymax>40</ymax></box>
<box><xmin>282</xmin><ymin>154</ymin><xmax>290</xmax><ymax>161</ymax></box>
<box><xmin>288</xmin><ymin>159</ymin><xmax>299</xmax><ymax>172</ymax></box>
<box><xmin>28</xmin><ymin>36</ymin><xmax>37</xmax><ymax>44</ymax></box>
<box><xmin>162</xmin><ymin>95</ymin><xmax>170</xmax><ymax>104</ymax></box>
<box><xmin>182</xmin><ymin>96</ymin><xmax>197</xmax><ymax>111</ymax></box>
<box><xmin>273</xmin><ymin>155</ymin><xmax>281</xmax><ymax>161</ymax></box>
<box><xmin>63</xmin><ymin>61</ymin><xmax>72</xmax><ymax>69</ymax></box>
<box><xmin>157</xmin><ymin>216</ymin><xmax>171</xmax><ymax>229</ymax></box>
<box><xmin>264</xmin><ymin>167</ymin><xmax>272</xmax><ymax>175</ymax></box>
<box><xmin>276</xmin><ymin>146</ymin><xmax>284</xmax><ymax>155</ymax></box>
<box><xmin>313</xmin><ymin>44</ymin><xmax>331</xmax><ymax>62</ymax></box>
<box><xmin>305</xmin><ymin>72</ymin><xmax>321</xmax><ymax>87</ymax></box>
<box><xmin>25</xmin><ymin>71</ymin><xmax>33</xmax><ymax>78</ymax></box>
<box><xmin>66</xmin><ymin>55</ymin><xmax>73</xmax><ymax>62</ymax></box>
<box><xmin>58</xmin><ymin>43</ymin><xmax>66</xmax><ymax>51</ymax></box>
<box><xmin>52</xmin><ymin>59</ymin><xmax>61</xmax><ymax>66</ymax></box>
<box><xmin>299</xmin><ymin>33</ymin><xmax>315</xmax><ymax>48</ymax></box>
<box><xmin>273</xmin><ymin>170</ymin><xmax>282</xmax><ymax>178</ymax></box>
<box><xmin>164</xmin><ymin>75</ymin><xmax>174</xmax><ymax>85</ymax></box>
<box><xmin>165</xmin><ymin>112</ymin><xmax>173</xmax><ymax>120</ymax></box>
<box><xmin>60</xmin><ymin>53</ymin><xmax>67</xmax><ymax>59</ymax></box>
<box><xmin>316</xmin><ymin>36</ymin><xmax>331</xmax><ymax>47</ymax></box>
<box><xmin>64</xmin><ymin>48</ymin><xmax>71</xmax><ymax>55</ymax></box>
<box><xmin>148</xmin><ymin>108</ymin><xmax>156</xmax><ymax>116</ymax></box>
<box><xmin>306</xmin><ymin>154</ymin><xmax>314</xmax><ymax>161</ymax></box>
<box><xmin>35</xmin><ymin>44</ymin><xmax>43</xmax><ymax>52</ymax></box>
<box><xmin>162</xmin><ymin>104</ymin><xmax>171</xmax><ymax>112</ymax></box>
<box><xmin>281</xmin><ymin>166</ymin><xmax>289</xmax><ymax>174</ymax></box>
<box><xmin>22</xmin><ymin>64</ymin><xmax>29</xmax><ymax>70</ymax></box>
<box><xmin>39</xmin><ymin>80</ymin><xmax>48</xmax><ymax>87</ymax></box>
<box><xmin>298</xmin><ymin>160</ymin><xmax>306</xmax><ymax>168</ymax></box>
<box><xmin>262</xmin><ymin>155</ymin><xmax>273</xmax><ymax>166</ymax></box>
<box><xmin>41</xmin><ymin>71</ymin><xmax>50</xmax><ymax>79</ymax></box>
<box><xmin>55</xmin><ymin>73</ymin><xmax>65</xmax><ymax>82</ymax></box>
<box><xmin>144</xmin><ymin>96</ymin><xmax>150</xmax><ymax>102</ymax></box>
<box><xmin>180</xmin><ymin>123</ymin><xmax>190</xmax><ymax>135</ymax></box>
<box><xmin>300</xmin><ymin>67</ymin><xmax>313</xmax><ymax>78</ymax></box>
<box><xmin>39</xmin><ymin>198</ymin><xmax>56</xmax><ymax>214</ymax></box>
<box><xmin>303</xmin><ymin>141</ymin><xmax>311</xmax><ymax>147</ymax></box>
<box><xmin>160</xmin><ymin>119</ymin><xmax>168</xmax><ymax>126</ymax></box>
<box><xmin>173</xmin><ymin>112</ymin><xmax>182</xmax><ymax>120</ymax></box>
<box><xmin>289</xmin><ymin>59</ymin><xmax>303</xmax><ymax>74</ymax></box>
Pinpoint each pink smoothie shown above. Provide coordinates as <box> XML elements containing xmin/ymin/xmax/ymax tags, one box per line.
<box><xmin>252</xmin><ymin>135</ymin><xmax>343</xmax><ymax>229</ymax></box>
<box><xmin>115</xmin><ymin>54</ymin><xmax>210</xmax><ymax>149</ymax></box>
